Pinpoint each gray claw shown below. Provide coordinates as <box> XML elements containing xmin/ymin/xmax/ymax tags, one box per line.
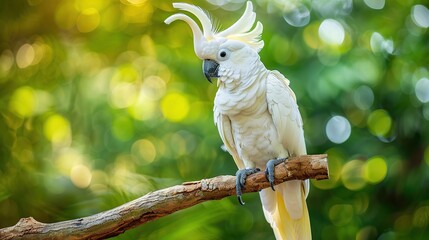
<box><xmin>238</xmin><ymin>195</ymin><xmax>245</xmax><ymax>205</ymax></box>
<box><xmin>265</xmin><ymin>158</ymin><xmax>287</xmax><ymax>191</ymax></box>
<box><xmin>235</xmin><ymin>168</ymin><xmax>260</xmax><ymax>205</ymax></box>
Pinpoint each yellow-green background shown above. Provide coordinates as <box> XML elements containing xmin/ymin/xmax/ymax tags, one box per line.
<box><xmin>1</xmin><ymin>0</ymin><xmax>428</xmax><ymax>239</ymax></box>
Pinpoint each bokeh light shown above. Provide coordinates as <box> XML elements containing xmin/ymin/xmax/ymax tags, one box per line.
<box><xmin>415</xmin><ymin>77</ymin><xmax>429</xmax><ymax>103</ymax></box>
<box><xmin>110</xmin><ymin>82</ymin><xmax>138</xmax><ymax>108</ymax></box>
<box><xmin>55</xmin><ymin>2</ymin><xmax>78</xmax><ymax>30</ymax></box>
<box><xmin>363</xmin><ymin>0</ymin><xmax>385</xmax><ymax>10</ymax></box>
<box><xmin>124</xmin><ymin>0</ymin><xmax>148</xmax><ymax>6</ymax></box>
<box><xmin>303</xmin><ymin>23</ymin><xmax>321</xmax><ymax>49</ymax></box>
<box><xmin>318</xmin><ymin>19</ymin><xmax>345</xmax><ymax>46</ymax></box>
<box><xmin>413</xmin><ymin>206</ymin><xmax>429</xmax><ymax>229</ymax></box>
<box><xmin>16</xmin><ymin>44</ymin><xmax>35</xmax><ymax>68</ymax></box>
<box><xmin>370</xmin><ymin>32</ymin><xmax>394</xmax><ymax>55</ymax></box>
<box><xmin>363</xmin><ymin>156</ymin><xmax>387</xmax><ymax>184</ymax></box>
<box><xmin>128</xmin><ymin>94</ymin><xmax>158</xmax><ymax>121</ymax></box>
<box><xmin>283</xmin><ymin>4</ymin><xmax>310</xmax><ymax>27</ymax></box>
<box><xmin>353</xmin><ymin>85</ymin><xmax>374</xmax><ymax>110</ymax></box>
<box><xmin>370</xmin><ymin>32</ymin><xmax>394</xmax><ymax>54</ymax></box>
<box><xmin>90</xmin><ymin>170</ymin><xmax>109</xmax><ymax>192</ymax></box>
<box><xmin>395</xmin><ymin>212</ymin><xmax>414</xmax><ymax>232</ymax></box>
<box><xmin>1</xmin><ymin>0</ymin><xmax>429</xmax><ymax>239</ymax></box>
<box><xmin>8</xmin><ymin>86</ymin><xmax>36</xmax><ymax>117</ymax></box>
<box><xmin>312</xmin><ymin>0</ymin><xmax>352</xmax><ymax>18</ymax></box>
<box><xmin>141</xmin><ymin>75</ymin><xmax>167</xmax><ymax>100</ymax></box>
<box><xmin>131</xmin><ymin>139</ymin><xmax>157</xmax><ymax>164</ymax></box>
<box><xmin>367</xmin><ymin>109</ymin><xmax>392</xmax><ymax>137</ymax></box>
<box><xmin>76</xmin><ymin>8</ymin><xmax>101</xmax><ymax>33</ymax></box>
<box><xmin>411</xmin><ymin>5</ymin><xmax>429</xmax><ymax>28</ymax></box>
<box><xmin>70</xmin><ymin>164</ymin><xmax>92</xmax><ymax>188</ymax></box>
<box><xmin>161</xmin><ymin>92</ymin><xmax>190</xmax><ymax>122</ymax></box>
<box><xmin>43</xmin><ymin>114</ymin><xmax>72</xmax><ymax>146</ymax></box>
<box><xmin>341</xmin><ymin>160</ymin><xmax>366</xmax><ymax>191</ymax></box>
<box><xmin>356</xmin><ymin>226</ymin><xmax>378</xmax><ymax>240</ymax></box>
<box><xmin>326</xmin><ymin>116</ymin><xmax>351</xmax><ymax>144</ymax></box>
<box><xmin>54</xmin><ymin>148</ymin><xmax>86</xmax><ymax>175</ymax></box>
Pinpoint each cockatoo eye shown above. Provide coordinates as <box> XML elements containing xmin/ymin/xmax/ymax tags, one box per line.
<box><xmin>217</xmin><ymin>49</ymin><xmax>230</xmax><ymax>61</ymax></box>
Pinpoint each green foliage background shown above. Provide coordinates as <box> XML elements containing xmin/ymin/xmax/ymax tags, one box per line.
<box><xmin>1</xmin><ymin>0</ymin><xmax>429</xmax><ymax>239</ymax></box>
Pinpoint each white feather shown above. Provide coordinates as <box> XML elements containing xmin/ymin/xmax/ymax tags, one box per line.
<box><xmin>215</xmin><ymin>69</ymin><xmax>311</xmax><ymax>239</ymax></box>
<box><xmin>172</xmin><ymin>2</ymin><xmax>214</xmax><ymax>39</ymax></box>
<box><xmin>217</xmin><ymin>1</ymin><xmax>255</xmax><ymax>37</ymax></box>
<box><xmin>167</xmin><ymin>2</ymin><xmax>311</xmax><ymax>239</ymax></box>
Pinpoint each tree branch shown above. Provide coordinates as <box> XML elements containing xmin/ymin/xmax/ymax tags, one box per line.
<box><xmin>0</xmin><ymin>154</ymin><xmax>328</xmax><ymax>240</ymax></box>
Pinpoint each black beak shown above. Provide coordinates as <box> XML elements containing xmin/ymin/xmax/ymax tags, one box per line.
<box><xmin>203</xmin><ymin>59</ymin><xmax>219</xmax><ymax>83</ymax></box>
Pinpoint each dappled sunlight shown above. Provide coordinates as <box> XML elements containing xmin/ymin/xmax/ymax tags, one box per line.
<box><xmin>303</xmin><ymin>23</ymin><xmax>320</xmax><ymax>49</ymax></box>
<box><xmin>370</xmin><ymin>32</ymin><xmax>394</xmax><ymax>55</ymax></box>
<box><xmin>76</xmin><ymin>8</ymin><xmax>101</xmax><ymax>33</ymax></box>
<box><xmin>54</xmin><ymin>148</ymin><xmax>85</xmax><ymax>176</ymax></box>
<box><xmin>121</xmin><ymin>0</ymin><xmax>154</xmax><ymax>24</ymax></box>
<box><xmin>161</xmin><ymin>92</ymin><xmax>190</xmax><ymax>122</ymax></box>
<box><xmin>108</xmin><ymin>154</ymin><xmax>155</xmax><ymax>196</ymax></box>
<box><xmin>128</xmin><ymin>93</ymin><xmax>158</xmax><ymax>120</ymax></box>
<box><xmin>89</xmin><ymin>170</ymin><xmax>109</xmax><ymax>193</ymax></box>
<box><xmin>1</xmin><ymin>0</ymin><xmax>428</xmax><ymax>239</ymax></box>
<box><xmin>9</xmin><ymin>87</ymin><xmax>52</xmax><ymax>118</ymax></box>
<box><xmin>364</xmin><ymin>0</ymin><xmax>385</xmax><ymax>10</ymax></box>
<box><xmin>367</xmin><ymin>109</ymin><xmax>392</xmax><ymax>137</ymax></box>
<box><xmin>110</xmin><ymin>82</ymin><xmax>138</xmax><ymax>108</ymax></box>
<box><xmin>325</xmin><ymin>115</ymin><xmax>351</xmax><ymax>144</ymax></box>
<box><xmin>110</xmin><ymin>154</ymin><xmax>136</xmax><ymax>184</ymax></box>
<box><xmin>43</xmin><ymin>114</ymin><xmax>72</xmax><ymax>147</ymax></box>
<box><xmin>363</xmin><ymin>156</ymin><xmax>387</xmax><ymax>184</ymax></box>
<box><xmin>413</xmin><ymin>206</ymin><xmax>429</xmax><ymax>229</ymax></box>
<box><xmin>0</xmin><ymin>50</ymin><xmax>14</xmax><ymax>77</ymax></box>
<box><xmin>141</xmin><ymin>75</ymin><xmax>167</xmax><ymax>100</ymax></box>
<box><xmin>16</xmin><ymin>44</ymin><xmax>35</xmax><ymax>69</ymax></box>
<box><xmin>341</xmin><ymin>160</ymin><xmax>366</xmax><ymax>191</ymax></box>
<box><xmin>415</xmin><ymin>77</ymin><xmax>429</xmax><ymax>103</ymax></box>
<box><xmin>353</xmin><ymin>85</ymin><xmax>374</xmax><ymax>111</ymax></box>
<box><xmin>131</xmin><ymin>138</ymin><xmax>157</xmax><ymax>164</ymax></box>
<box><xmin>70</xmin><ymin>164</ymin><xmax>93</xmax><ymax>188</ymax></box>
<box><xmin>411</xmin><ymin>5</ymin><xmax>429</xmax><ymax>28</ymax></box>
<box><xmin>8</xmin><ymin>86</ymin><xmax>36</xmax><ymax>117</ymax></box>
<box><xmin>318</xmin><ymin>19</ymin><xmax>345</xmax><ymax>47</ymax></box>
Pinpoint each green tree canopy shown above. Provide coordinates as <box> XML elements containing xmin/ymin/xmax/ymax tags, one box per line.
<box><xmin>1</xmin><ymin>0</ymin><xmax>428</xmax><ymax>239</ymax></box>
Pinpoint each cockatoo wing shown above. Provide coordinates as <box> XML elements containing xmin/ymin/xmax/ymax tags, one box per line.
<box><xmin>214</xmin><ymin>105</ymin><xmax>245</xmax><ymax>170</ymax></box>
<box><xmin>266</xmin><ymin>70</ymin><xmax>306</xmax><ymax>156</ymax></box>
<box><xmin>266</xmin><ymin>70</ymin><xmax>309</xmax><ymax>198</ymax></box>
<box><xmin>260</xmin><ymin>71</ymin><xmax>311</xmax><ymax>240</ymax></box>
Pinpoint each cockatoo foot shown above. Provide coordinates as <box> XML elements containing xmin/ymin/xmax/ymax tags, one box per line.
<box><xmin>236</xmin><ymin>168</ymin><xmax>260</xmax><ymax>205</ymax></box>
<box><xmin>265</xmin><ymin>158</ymin><xmax>287</xmax><ymax>191</ymax></box>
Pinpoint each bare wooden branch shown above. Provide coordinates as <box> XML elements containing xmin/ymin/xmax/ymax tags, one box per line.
<box><xmin>0</xmin><ymin>154</ymin><xmax>328</xmax><ymax>240</ymax></box>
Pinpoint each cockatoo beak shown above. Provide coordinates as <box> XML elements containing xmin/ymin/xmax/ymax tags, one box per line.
<box><xmin>203</xmin><ymin>59</ymin><xmax>219</xmax><ymax>83</ymax></box>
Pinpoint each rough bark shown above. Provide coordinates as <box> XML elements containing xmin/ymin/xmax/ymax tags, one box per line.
<box><xmin>0</xmin><ymin>154</ymin><xmax>328</xmax><ymax>240</ymax></box>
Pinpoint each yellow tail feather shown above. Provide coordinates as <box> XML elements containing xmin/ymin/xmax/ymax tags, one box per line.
<box><xmin>260</xmin><ymin>182</ymin><xmax>311</xmax><ymax>240</ymax></box>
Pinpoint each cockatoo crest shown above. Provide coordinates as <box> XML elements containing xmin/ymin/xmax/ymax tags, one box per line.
<box><xmin>165</xmin><ymin>1</ymin><xmax>264</xmax><ymax>59</ymax></box>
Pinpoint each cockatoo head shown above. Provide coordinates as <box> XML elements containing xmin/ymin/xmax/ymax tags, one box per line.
<box><xmin>165</xmin><ymin>1</ymin><xmax>264</xmax><ymax>83</ymax></box>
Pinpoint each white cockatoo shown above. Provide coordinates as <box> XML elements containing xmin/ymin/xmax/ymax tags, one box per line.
<box><xmin>166</xmin><ymin>2</ymin><xmax>311</xmax><ymax>239</ymax></box>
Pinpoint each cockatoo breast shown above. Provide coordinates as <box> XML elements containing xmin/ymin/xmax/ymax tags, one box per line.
<box><xmin>214</xmin><ymin>68</ymin><xmax>287</xmax><ymax>168</ymax></box>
